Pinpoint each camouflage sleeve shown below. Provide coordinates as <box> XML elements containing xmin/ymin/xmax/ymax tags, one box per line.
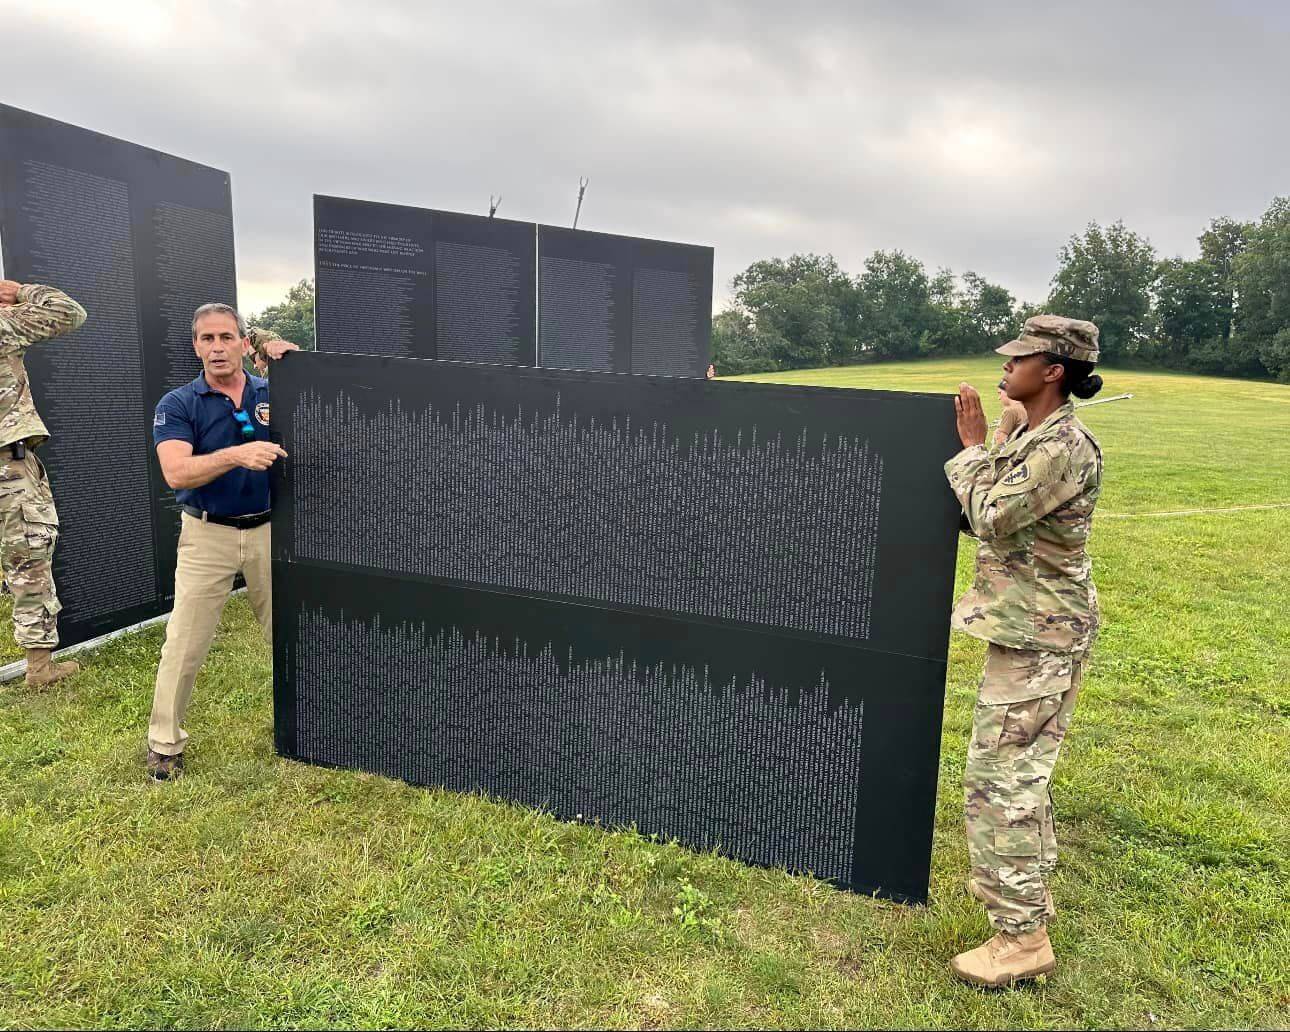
<box><xmin>945</xmin><ymin>445</ymin><xmax>992</xmax><ymax>535</ymax></box>
<box><xmin>246</xmin><ymin>326</ymin><xmax>282</xmax><ymax>364</ymax></box>
<box><xmin>0</xmin><ymin>284</ymin><xmax>87</xmax><ymax>354</ymax></box>
<box><xmin>946</xmin><ymin>439</ymin><xmax>1088</xmax><ymax>541</ymax></box>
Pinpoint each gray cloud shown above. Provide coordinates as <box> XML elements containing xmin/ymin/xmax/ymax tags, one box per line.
<box><xmin>5</xmin><ymin>0</ymin><xmax>1286</xmax><ymax>312</ymax></box>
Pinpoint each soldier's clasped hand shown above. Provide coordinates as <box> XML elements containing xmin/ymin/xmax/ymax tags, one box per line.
<box><xmin>954</xmin><ymin>382</ymin><xmax>988</xmax><ymax>448</ymax></box>
<box><xmin>263</xmin><ymin>339</ymin><xmax>300</xmax><ymax>361</ymax></box>
<box><xmin>234</xmin><ymin>441</ymin><xmax>287</xmax><ymax>471</ymax></box>
<box><xmin>0</xmin><ymin>280</ymin><xmax>21</xmax><ymax>305</ymax></box>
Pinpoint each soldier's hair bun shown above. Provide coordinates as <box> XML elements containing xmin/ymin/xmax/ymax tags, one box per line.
<box><xmin>1042</xmin><ymin>353</ymin><xmax>1103</xmax><ymax>400</ymax></box>
<box><xmin>1071</xmin><ymin>373</ymin><xmax>1103</xmax><ymax>400</ymax></box>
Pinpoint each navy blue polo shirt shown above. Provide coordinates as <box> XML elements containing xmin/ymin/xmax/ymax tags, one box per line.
<box><xmin>153</xmin><ymin>373</ymin><xmax>273</xmax><ymax>517</ymax></box>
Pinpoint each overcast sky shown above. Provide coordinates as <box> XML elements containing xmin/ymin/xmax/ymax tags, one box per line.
<box><xmin>6</xmin><ymin>0</ymin><xmax>1288</xmax><ymax>315</ymax></box>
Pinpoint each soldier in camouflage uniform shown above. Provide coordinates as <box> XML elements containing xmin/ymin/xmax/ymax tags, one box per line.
<box><xmin>246</xmin><ymin>326</ymin><xmax>280</xmax><ymax>377</ymax></box>
<box><xmin>943</xmin><ymin>314</ymin><xmax>1105</xmax><ymax>987</ymax></box>
<box><xmin>0</xmin><ymin>279</ymin><xmax>87</xmax><ymax>687</ymax></box>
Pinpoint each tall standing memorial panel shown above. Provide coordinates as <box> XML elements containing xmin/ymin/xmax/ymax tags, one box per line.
<box><xmin>537</xmin><ymin>225</ymin><xmax>712</xmax><ymax>376</ymax></box>
<box><xmin>0</xmin><ymin>104</ymin><xmax>235</xmax><ymax>648</ymax></box>
<box><xmin>314</xmin><ymin>195</ymin><xmax>713</xmax><ymax>375</ymax></box>
<box><xmin>272</xmin><ymin>352</ymin><xmax>960</xmax><ymax>901</ymax></box>
<box><xmin>314</xmin><ymin>196</ymin><xmax>535</xmax><ymax>366</ymax></box>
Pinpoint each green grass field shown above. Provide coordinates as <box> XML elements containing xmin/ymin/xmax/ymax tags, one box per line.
<box><xmin>1</xmin><ymin>357</ymin><xmax>1286</xmax><ymax>1029</ymax></box>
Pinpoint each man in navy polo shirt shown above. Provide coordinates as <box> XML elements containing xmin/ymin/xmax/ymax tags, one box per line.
<box><xmin>146</xmin><ymin>302</ymin><xmax>297</xmax><ymax>780</ymax></box>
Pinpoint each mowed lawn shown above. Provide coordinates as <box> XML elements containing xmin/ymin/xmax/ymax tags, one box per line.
<box><xmin>1</xmin><ymin>357</ymin><xmax>1287</xmax><ymax>1029</ymax></box>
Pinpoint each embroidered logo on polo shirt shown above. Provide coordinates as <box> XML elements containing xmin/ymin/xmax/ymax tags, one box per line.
<box><xmin>154</xmin><ymin>411</ymin><xmax>166</xmax><ymax>426</ymax></box>
<box><xmin>254</xmin><ymin>402</ymin><xmax>270</xmax><ymax>425</ymax></box>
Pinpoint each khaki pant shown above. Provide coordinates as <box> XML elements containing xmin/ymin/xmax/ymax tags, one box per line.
<box><xmin>147</xmin><ymin>512</ymin><xmax>272</xmax><ymax>756</ymax></box>
<box><xmin>0</xmin><ymin>449</ymin><xmax>63</xmax><ymax>649</ymax></box>
<box><xmin>964</xmin><ymin>643</ymin><xmax>1085</xmax><ymax>935</ymax></box>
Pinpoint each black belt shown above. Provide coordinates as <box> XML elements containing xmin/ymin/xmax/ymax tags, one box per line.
<box><xmin>182</xmin><ymin>505</ymin><xmax>271</xmax><ymax>529</ymax></box>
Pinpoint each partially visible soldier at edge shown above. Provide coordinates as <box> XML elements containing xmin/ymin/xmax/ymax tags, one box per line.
<box><xmin>246</xmin><ymin>326</ymin><xmax>278</xmax><ymax>377</ymax></box>
<box><xmin>943</xmin><ymin>314</ymin><xmax>1105</xmax><ymax>988</ymax></box>
<box><xmin>0</xmin><ymin>279</ymin><xmax>87</xmax><ymax>687</ymax></box>
<box><xmin>993</xmin><ymin>385</ymin><xmax>1026</xmax><ymax>449</ymax></box>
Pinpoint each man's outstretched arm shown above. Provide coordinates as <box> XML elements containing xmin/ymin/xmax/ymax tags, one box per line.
<box><xmin>156</xmin><ymin>439</ymin><xmax>288</xmax><ymax>492</ymax></box>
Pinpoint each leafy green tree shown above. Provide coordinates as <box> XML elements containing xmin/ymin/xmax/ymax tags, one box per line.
<box><xmin>854</xmin><ymin>250</ymin><xmax>935</xmax><ymax>359</ymax></box>
<box><xmin>1155</xmin><ymin>257</ymin><xmax>1226</xmax><ymax>361</ymax></box>
<box><xmin>958</xmin><ymin>271</ymin><xmax>1017</xmax><ymax>352</ymax></box>
<box><xmin>729</xmin><ymin>254</ymin><xmax>858</xmax><ymax>369</ymax></box>
<box><xmin>1048</xmin><ymin>221</ymin><xmax>1158</xmax><ymax>361</ymax></box>
<box><xmin>1198</xmin><ymin>216</ymin><xmax>1250</xmax><ymax>342</ymax></box>
<box><xmin>248</xmin><ymin>278</ymin><xmax>315</xmax><ymax>350</ymax></box>
<box><xmin>710</xmin><ymin>308</ymin><xmax>778</xmax><ymax>375</ymax></box>
<box><xmin>1256</xmin><ymin>328</ymin><xmax>1290</xmax><ymax>382</ymax></box>
<box><xmin>1233</xmin><ymin>197</ymin><xmax>1290</xmax><ymax>380</ymax></box>
<box><xmin>920</xmin><ymin>267</ymin><xmax>961</xmax><ymax>356</ymax></box>
<box><xmin>917</xmin><ymin>269</ymin><xmax>1016</xmax><ymax>356</ymax></box>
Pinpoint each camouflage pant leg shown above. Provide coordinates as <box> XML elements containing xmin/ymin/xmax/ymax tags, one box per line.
<box><xmin>964</xmin><ymin>645</ymin><xmax>1084</xmax><ymax>934</ymax></box>
<box><xmin>0</xmin><ymin>451</ymin><xmax>62</xmax><ymax>649</ymax></box>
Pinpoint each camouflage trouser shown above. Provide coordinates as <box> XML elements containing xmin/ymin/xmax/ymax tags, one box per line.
<box><xmin>964</xmin><ymin>643</ymin><xmax>1085</xmax><ymax>935</ymax></box>
<box><xmin>0</xmin><ymin>448</ymin><xmax>62</xmax><ymax>649</ymax></box>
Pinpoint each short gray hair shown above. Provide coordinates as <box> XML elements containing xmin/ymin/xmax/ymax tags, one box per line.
<box><xmin>191</xmin><ymin>302</ymin><xmax>246</xmax><ymax>339</ymax></box>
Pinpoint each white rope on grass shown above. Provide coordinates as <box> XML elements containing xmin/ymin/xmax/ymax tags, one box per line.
<box><xmin>0</xmin><ymin>611</ymin><xmax>172</xmax><ymax>683</ymax></box>
<box><xmin>1101</xmin><ymin>502</ymin><xmax>1290</xmax><ymax>520</ymax></box>
<box><xmin>0</xmin><ymin>588</ymin><xmax>248</xmax><ymax>683</ymax></box>
<box><xmin>1075</xmin><ymin>392</ymin><xmax>1134</xmax><ymax>408</ymax></box>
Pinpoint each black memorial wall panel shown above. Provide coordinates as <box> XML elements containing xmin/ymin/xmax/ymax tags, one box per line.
<box><xmin>272</xmin><ymin>352</ymin><xmax>960</xmax><ymax>901</ymax></box>
<box><xmin>0</xmin><ymin>104</ymin><xmax>235</xmax><ymax>647</ymax></box>
<box><xmin>313</xmin><ymin>195</ymin><xmax>713</xmax><ymax>376</ymax></box>
<box><xmin>314</xmin><ymin>195</ymin><xmax>536</xmax><ymax>366</ymax></box>
<box><xmin>538</xmin><ymin>225</ymin><xmax>712</xmax><ymax>376</ymax></box>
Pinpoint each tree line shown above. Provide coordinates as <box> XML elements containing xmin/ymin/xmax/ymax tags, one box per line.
<box><xmin>249</xmin><ymin>195</ymin><xmax>1290</xmax><ymax>382</ymax></box>
<box><xmin>712</xmin><ymin>196</ymin><xmax>1290</xmax><ymax>381</ymax></box>
<box><xmin>248</xmin><ymin>278</ymin><xmax>317</xmax><ymax>351</ymax></box>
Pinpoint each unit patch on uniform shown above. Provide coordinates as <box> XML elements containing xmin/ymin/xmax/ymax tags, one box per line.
<box><xmin>254</xmin><ymin>402</ymin><xmax>270</xmax><ymax>425</ymax></box>
<box><xmin>1002</xmin><ymin>462</ymin><xmax>1030</xmax><ymax>487</ymax></box>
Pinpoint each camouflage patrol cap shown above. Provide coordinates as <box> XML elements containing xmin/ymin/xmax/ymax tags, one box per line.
<box><xmin>997</xmin><ymin>314</ymin><xmax>1100</xmax><ymax>363</ymax></box>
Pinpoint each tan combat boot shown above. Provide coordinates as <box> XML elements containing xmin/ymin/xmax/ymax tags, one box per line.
<box><xmin>25</xmin><ymin>648</ymin><xmax>79</xmax><ymax>688</ymax></box>
<box><xmin>949</xmin><ymin>927</ymin><xmax>1056</xmax><ymax>987</ymax></box>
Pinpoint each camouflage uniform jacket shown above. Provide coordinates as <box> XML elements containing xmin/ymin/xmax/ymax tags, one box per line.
<box><xmin>0</xmin><ymin>285</ymin><xmax>88</xmax><ymax>448</ymax></box>
<box><xmin>945</xmin><ymin>401</ymin><xmax>1103</xmax><ymax>653</ymax></box>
